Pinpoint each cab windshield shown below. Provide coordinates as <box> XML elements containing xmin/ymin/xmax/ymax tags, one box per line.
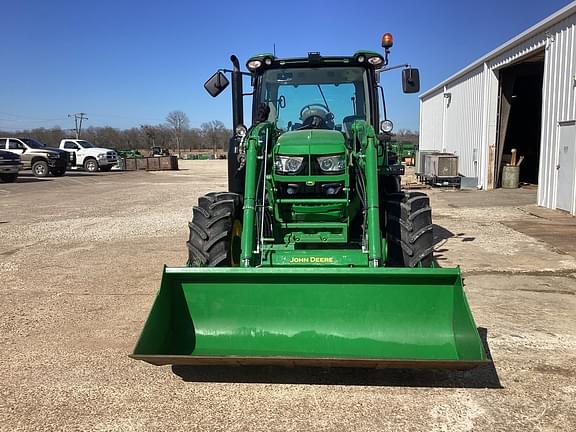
<box><xmin>77</xmin><ymin>140</ymin><xmax>96</xmax><ymax>148</ymax></box>
<box><xmin>259</xmin><ymin>66</ymin><xmax>369</xmax><ymax>134</ymax></box>
<box><xmin>21</xmin><ymin>138</ymin><xmax>46</xmax><ymax>149</ymax></box>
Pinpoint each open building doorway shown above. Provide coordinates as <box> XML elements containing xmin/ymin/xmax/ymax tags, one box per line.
<box><xmin>496</xmin><ymin>52</ymin><xmax>545</xmax><ymax>186</ymax></box>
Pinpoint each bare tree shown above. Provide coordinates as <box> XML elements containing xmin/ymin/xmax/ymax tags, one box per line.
<box><xmin>140</xmin><ymin>124</ymin><xmax>158</xmax><ymax>148</ymax></box>
<box><xmin>0</xmin><ymin>117</ymin><xmax>231</xmax><ymax>153</ymax></box>
<box><xmin>166</xmin><ymin>111</ymin><xmax>190</xmax><ymax>157</ymax></box>
<box><xmin>395</xmin><ymin>128</ymin><xmax>419</xmax><ymax>146</ymax></box>
<box><xmin>200</xmin><ymin>120</ymin><xmax>227</xmax><ymax>156</ymax></box>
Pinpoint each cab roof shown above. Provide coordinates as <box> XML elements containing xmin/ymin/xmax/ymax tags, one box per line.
<box><xmin>246</xmin><ymin>51</ymin><xmax>384</xmax><ymax>71</ymax></box>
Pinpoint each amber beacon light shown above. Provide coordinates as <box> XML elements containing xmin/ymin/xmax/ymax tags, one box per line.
<box><xmin>381</xmin><ymin>33</ymin><xmax>394</xmax><ymax>49</ymax></box>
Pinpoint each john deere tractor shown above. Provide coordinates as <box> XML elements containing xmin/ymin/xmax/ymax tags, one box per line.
<box><xmin>132</xmin><ymin>34</ymin><xmax>487</xmax><ymax>368</ymax></box>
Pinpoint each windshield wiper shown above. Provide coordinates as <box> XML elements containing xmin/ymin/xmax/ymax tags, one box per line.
<box><xmin>317</xmin><ymin>85</ymin><xmax>330</xmax><ymax>111</ymax></box>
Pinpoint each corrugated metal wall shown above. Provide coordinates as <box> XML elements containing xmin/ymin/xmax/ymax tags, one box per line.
<box><xmin>419</xmin><ymin>90</ymin><xmax>445</xmax><ymax>151</ymax></box>
<box><xmin>539</xmin><ymin>15</ymin><xmax>576</xmax><ymax>213</ymax></box>
<box><xmin>419</xmin><ymin>11</ymin><xmax>576</xmax><ymax>214</ymax></box>
<box><xmin>490</xmin><ymin>34</ymin><xmax>546</xmax><ymax>69</ymax></box>
<box><xmin>443</xmin><ymin>67</ymin><xmax>484</xmax><ymax>178</ymax></box>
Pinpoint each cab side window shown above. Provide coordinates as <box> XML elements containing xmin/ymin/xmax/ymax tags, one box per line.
<box><xmin>64</xmin><ymin>142</ymin><xmax>79</xmax><ymax>150</ymax></box>
<box><xmin>0</xmin><ymin>138</ymin><xmax>6</xmax><ymax>149</ymax></box>
<box><xmin>8</xmin><ymin>139</ymin><xmax>23</xmax><ymax>149</ymax></box>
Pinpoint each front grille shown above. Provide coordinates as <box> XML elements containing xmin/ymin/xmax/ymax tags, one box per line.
<box><xmin>277</xmin><ymin>181</ymin><xmax>345</xmax><ymax>198</ymax></box>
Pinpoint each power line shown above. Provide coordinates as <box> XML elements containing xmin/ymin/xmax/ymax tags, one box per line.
<box><xmin>68</xmin><ymin>112</ymin><xmax>88</xmax><ymax>139</ymax></box>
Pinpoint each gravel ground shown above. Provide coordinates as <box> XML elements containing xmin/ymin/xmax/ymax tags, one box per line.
<box><xmin>1</xmin><ymin>161</ymin><xmax>575</xmax><ymax>431</ymax></box>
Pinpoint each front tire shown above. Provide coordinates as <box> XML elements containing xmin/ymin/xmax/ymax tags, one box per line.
<box><xmin>386</xmin><ymin>191</ymin><xmax>434</xmax><ymax>267</ymax></box>
<box><xmin>32</xmin><ymin>161</ymin><xmax>49</xmax><ymax>177</ymax></box>
<box><xmin>83</xmin><ymin>158</ymin><xmax>99</xmax><ymax>172</ymax></box>
<box><xmin>187</xmin><ymin>192</ymin><xmax>242</xmax><ymax>267</ymax></box>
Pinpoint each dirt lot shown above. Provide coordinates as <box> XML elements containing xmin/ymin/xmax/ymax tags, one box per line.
<box><xmin>1</xmin><ymin>161</ymin><xmax>575</xmax><ymax>431</ymax></box>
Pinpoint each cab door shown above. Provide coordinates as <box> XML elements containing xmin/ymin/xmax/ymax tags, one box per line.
<box><xmin>7</xmin><ymin>139</ymin><xmax>30</xmax><ymax>168</ymax></box>
<box><xmin>62</xmin><ymin>141</ymin><xmax>82</xmax><ymax>165</ymax></box>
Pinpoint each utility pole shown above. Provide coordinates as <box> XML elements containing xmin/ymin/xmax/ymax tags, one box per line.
<box><xmin>68</xmin><ymin>113</ymin><xmax>88</xmax><ymax>138</ymax></box>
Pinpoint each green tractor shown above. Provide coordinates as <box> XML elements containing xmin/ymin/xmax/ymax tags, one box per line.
<box><xmin>132</xmin><ymin>34</ymin><xmax>487</xmax><ymax>368</ymax></box>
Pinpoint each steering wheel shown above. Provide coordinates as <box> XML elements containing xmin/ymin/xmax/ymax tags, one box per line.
<box><xmin>299</xmin><ymin>104</ymin><xmax>330</xmax><ymax>121</ymax></box>
<box><xmin>298</xmin><ymin>104</ymin><xmax>333</xmax><ymax>130</ymax></box>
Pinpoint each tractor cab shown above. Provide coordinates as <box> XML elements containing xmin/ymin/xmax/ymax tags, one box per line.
<box><xmin>204</xmin><ymin>45</ymin><xmax>420</xmax><ymax>196</ymax></box>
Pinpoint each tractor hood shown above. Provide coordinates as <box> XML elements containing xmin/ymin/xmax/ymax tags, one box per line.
<box><xmin>276</xmin><ymin>130</ymin><xmax>346</xmax><ymax>155</ymax></box>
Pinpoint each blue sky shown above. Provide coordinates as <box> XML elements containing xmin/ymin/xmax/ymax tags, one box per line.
<box><xmin>1</xmin><ymin>0</ymin><xmax>573</xmax><ymax>132</ymax></box>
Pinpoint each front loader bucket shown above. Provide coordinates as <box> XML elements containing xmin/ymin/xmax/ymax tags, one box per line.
<box><xmin>131</xmin><ymin>267</ymin><xmax>488</xmax><ymax>368</ymax></box>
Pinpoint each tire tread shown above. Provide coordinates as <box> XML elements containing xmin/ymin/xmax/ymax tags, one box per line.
<box><xmin>186</xmin><ymin>192</ymin><xmax>242</xmax><ymax>266</ymax></box>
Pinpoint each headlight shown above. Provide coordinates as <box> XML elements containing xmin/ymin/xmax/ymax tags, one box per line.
<box><xmin>317</xmin><ymin>155</ymin><xmax>346</xmax><ymax>173</ymax></box>
<box><xmin>47</xmin><ymin>153</ymin><xmax>59</xmax><ymax>158</ymax></box>
<box><xmin>274</xmin><ymin>156</ymin><xmax>304</xmax><ymax>174</ymax></box>
<box><xmin>97</xmin><ymin>153</ymin><xmax>106</xmax><ymax>158</ymax></box>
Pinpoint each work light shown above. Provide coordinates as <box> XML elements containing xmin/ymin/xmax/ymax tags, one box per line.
<box><xmin>247</xmin><ymin>60</ymin><xmax>262</xmax><ymax>71</ymax></box>
<box><xmin>381</xmin><ymin>120</ymin><xmax>394</xmax><ymax>133</ymax></box>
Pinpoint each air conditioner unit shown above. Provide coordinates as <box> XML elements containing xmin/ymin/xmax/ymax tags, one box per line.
<box><xmin>424</xmin><ymin>153</ymin><xmax>459</xmax><ymax>180</ymax></box>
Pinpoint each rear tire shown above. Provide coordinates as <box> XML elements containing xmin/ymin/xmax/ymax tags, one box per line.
<box><xmin>187</xmin><ymin>192</ymin><xmax>242</xmax><ymax>267</ymax></box>
<box><xmin>386</xmin><ymin>191</ymin><xmax>434</xmax><ymax>267</ymax></box>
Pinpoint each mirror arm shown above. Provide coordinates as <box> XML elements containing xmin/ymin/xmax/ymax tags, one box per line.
<box><xmin>218</xmin><ymin>68</ymin><xmax>252</xmax><ymax>77</ymax></box>
<box><xmin>378</xmin><ymin>63</ymin><xmax>410</xmax><ymax>73</ymax></box>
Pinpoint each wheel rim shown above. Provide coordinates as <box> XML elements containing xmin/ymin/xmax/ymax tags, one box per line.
<box><xmin>86</xmin><ymin>160</ymin><xmax>97</xmax><ymax>171</ymax></box>
<box><xmin>34</xmin><ymin>164</ymin><xmax>47</xmax><ymax>176</ymax></box>
<box><xmin>230</xmin><ymin>219</ymin><xmax>242</xmax><ymax>267</ymax></box>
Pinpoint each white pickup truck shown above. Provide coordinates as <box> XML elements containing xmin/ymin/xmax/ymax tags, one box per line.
<box><xmin>59</xmin><ymin>139</ymin><xmax>118</xmax><ymax>172</ymax></box>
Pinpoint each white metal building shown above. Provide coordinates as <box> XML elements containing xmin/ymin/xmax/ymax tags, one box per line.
<box><xmin>420</xmin><ymin>2</ymin><xmax>576</xmax><ymax>215</ymax></box>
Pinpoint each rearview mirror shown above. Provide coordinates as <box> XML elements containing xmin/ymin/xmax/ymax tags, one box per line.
<box><xmin>204</xmin><ymin>71</ymin><xmax>230</xmax><ymax>97</ymax></box>
<box><xmin>402</xmin><ymin>68</ymin><xmax>420</xmax><ymax>94</ymax></box>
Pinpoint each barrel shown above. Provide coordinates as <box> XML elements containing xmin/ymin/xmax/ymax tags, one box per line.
<box><xmin>502</xmin><ymin>165</ymin><xmax>520</xmax><ymax>188</ymax></box>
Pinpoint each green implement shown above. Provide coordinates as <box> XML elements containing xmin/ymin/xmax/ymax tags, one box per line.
<box><xmin>131</xmin><ymin>267</ymin><xmax>487</xmax><ymax>368</ymax></box>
